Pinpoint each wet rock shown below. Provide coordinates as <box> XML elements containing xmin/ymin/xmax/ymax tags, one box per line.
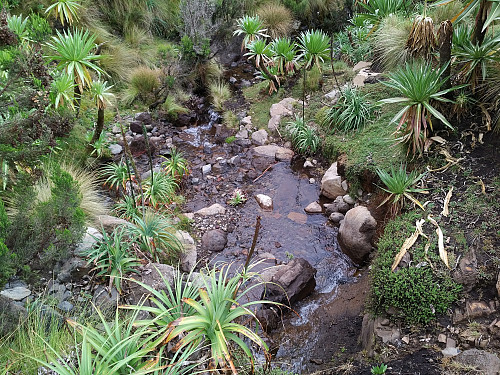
<box><xmin>287</xmin><ymin>212</ymin><xmax>307</xmax><ymax>224</ymax></box>
<box><xmin>338</xmin><ymin>206</ymin><xmax>377</xmax><ymax>265</ymax></box>
<box><xmin>255</xmin><ymin>194</ymin><xmax>273</xmax><ymax>211</ymax></box>
<box><xmin>455</xmin><ymin>349</ymin><xmax>500</xmax><ymax>375</ymax></box>
<box><xmin>129</xmin><ymin>120</ymin><xmax>143</xmax><ymax>133</ymax></box>
<box><xmin>320</xmin><ymin>162</ymin><xmax>347</xmax><ymax>199</ymax></box>
<box><xmin>264</xmin><ymin>258</ymin><xmax>316</xmax><ymax>305</ymax></box>
<box><xmin>0</xmin><ymin>286</ymin><xmax>31</xmax><ymax>301</ymax></box>
<box><xmin>343</xmin><ymin>194</ymin><xmax>355</xmax><ymax>205</ymax></box>
<box><xmin>57</xmin><ymin>301</ymin><xmax>74</xmax><ymax>312</ymax></box>
<box><xmin>96</xmin><ymin>216</ymin><xmax>129</xmax><ymax>233</ymax></box>
<box><xmin>195</xmin><ymin>203</ymin><xmax>226</xmax><ymax>216</ymax></box>
<box><xmin>202</xmin><ymin>229</ymin><xmax>227</xmax><ymax>252</ymax></box>
<box><xmin>135</xmin><ymin>112</ymin><xmax>152</xmax><ymax>124</ymax></box>
<box><xmin>109</xmin><ymin>144</ymin><xmax>122</xmax><ymax>155</ymax></box>
<box><xmin>76</xmin><ymin>227</ymin><xmax>102</xmax><ymax>254</ymax></box>
<box><xmin>202</xmin><ymin>164</ymin><xmax>212</xmax><ymax>176</ymax></box>
<box><xmin>176</xmin><ymin>230</ymin><xmax>197</xmax><ymax>272</ymax></box>
<box><xmin>57</xmin><ymin>257</ymin><xmax>89</xmax><ymax>283</ymax></box>
<box><xmin>93</xmin><ymin>286</ymin><xmax>119</xmax><ymax>310</ymax></box>
<box><xmin>329</xmin><ymin>212</ymin><xmax>345</xmax><ymax>224</ymax></box>
<box><xmin>466</xmin><ymin>301</ymin><xmax>492</xmax><ymax>318</ymax></box>
<box><xmin>251</xmin><ymin>129</ymin><xmax>268</xmax><ymax>145</ymax></box>
<box><xmin>252</xmin><ymin>144</ymin><xmax>295</xmax><ymax>162</ymax></box>
<box><xmin>304</xmin><ymin>202</ymin><xmax>322</xmax><ymax>214</ymax></box>
<box><xmin>129</xmin><ymin>135</ymin><xmax>156</xmax><ymax>154</ymax></box>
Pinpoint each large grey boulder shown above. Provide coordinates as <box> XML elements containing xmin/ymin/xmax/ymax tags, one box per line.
<box><xmin>320</xmin><ymin>162</ymin><xmax>347</xmax><ymax>199</ymax></box>
<box><xmin>96</xmin><ymin>216</ymin><xmax>129</xmax><ymax>233</ymax></box>
<box><xmin>455</xmin><ymin>349</ymin><xmax>500</xmax><ymax>375</ymax></box>
<box><xmin>0</xmin><ymin>286</ymin><xmax>31</xmax><ymax>301</ymax></box>
<box><xmin>176</xmin><ymin>230</ymin><xmax>197</xmax><ymax>272</ymax></box>
<box><xmin>127</xmin><ymin>263</ymin><xmax>177</xmax><ymax>304</ymax></box>
<box><xmin>263</xmin><ymin>258</ymin><xmax>316</xmax><ymax>305</ymax></box>
<box><xmin>338</xmin><ymin>206</ymin><xmax>377</xmax><ymax>265</ymax></box>
<box><xmin>202</xmin><ymin>229</ymin><xmax>227</xmax><ymax>252</ymax></box>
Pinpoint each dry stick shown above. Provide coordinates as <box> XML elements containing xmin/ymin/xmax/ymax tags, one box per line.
<box><xmin>243</xmin><ymin>216</ymin><xmax>262</xmax><ymax>273</ymax></box>
<box><xmin>117</xmin><ymin>111</ymin><xmax>145</xmax><ymax>217</ymax></box>
<box><xmin>329</xmin><ymin>35</ymin><xmax>342</xmax><ymax>92</ymax></box>
<box><xmin>253</xmin><ymin>163</ymin><xmax>276</xmax><ymax>183</ymax></box>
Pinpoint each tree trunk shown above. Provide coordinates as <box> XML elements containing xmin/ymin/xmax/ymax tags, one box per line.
<box><xmin>472</xmin><ymin>0</ymin><xmax>488</xmax><ymax>46</ymax></box>
<box><xmin>90</xmin><ymin>108</ymin><xmax>104</xmax><ymax>145</ymax></box>
<box><xmin>438</xmin><ymin>20</ymin><xmax>453</xmax><ymax>91</ymax></box>
<box><xmin>74</xmin><ymin>84</ymin><xmax>82</xmax><ymax>117</ymax></box>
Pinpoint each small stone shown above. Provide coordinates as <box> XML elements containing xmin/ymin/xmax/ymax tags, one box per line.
<box><xmin>341</xmin><ymin>180</ymin><xmax>349</xmax><ymax>192</ymax></box>
<box><xmin>309</xmin><ymin>178</ymin><xmax>315</xmax><ymax>184</ymax></box>
<box><xmin>255</xmin><ymin>194</ymin><xmax>273</xmax><ymax>211</ymax></box>
<box><xmin>235</xmin><ymin>129</ymin><xmax>248</xmax><ymax>139</ymax></box>
<box><xmin>202</xmin><ymin>164</ymin><xmax>212</xmax><ymax>176</ymax></box>
<box><xmin>303</xmin><ymin>160</ymin><xmax>314</xmax><ymax>168</ymax></box>
<box><xmin>195</xmin><ymin>203</ymin><xmax>226</xmax><ymax>216</ymax></box>
<box><xmin>466</xmin><ymin>301</ymin><xmax>492</xmax><ymax>318</ymax></box>
<box><xmin>343</xmin><ymin>194</ymin><xmax>355</xmax><ymax>205</ymax></box>
<box><xmin>229</xmin><ymin>76</ymin><xmax>237</xmax><ymax>84</ymax></box>
<box><xmin>251</xmin><ymin>129</ymin><xmax>268</xmax><ymax>146</ymax></box>
<box><xmin>304</xmin><ymin>202</ymin><xmax>322</xmax><ymax>214</ymax></box>
<box><xmin>402</xmin><ymin>336</ymin><xmax>410</xmax><ymax>344</ymax></box>
<box><xmin>329</xmin><ymin>212</ymin><xmax>345</xmax><ymax>224</ymax></box>
<box><xmin>438</xmin><ymin>333</ymin><xmax>447</xmax><ymax>343</ymax></box>
<box><xmin>1</xmin><ymin>286</ymin><xmax>31</xmax><ymax>301</ymax></box>
<box><xmin>241</xmin><ymin>116</ymin><xmax>252</xmax><ymax>127</ymax></box>
<box><xmin>202</xmin><ymin>229</ymin><xmax>227</xmax><ymax>252</ymax></box>
<box><xmin>324</xmin><ymin>89</ymin><xmax>340</xmax><ymax>101</ymax></box>
<box><xmin>442</xmin><ymin>347</ymin><xmax>460</xmax><ymax>357</ymax></box>
<box><xmin>109</xmin><ymin>144</ymin><xmax>122</xmax><ymax>155</ymax></box>
<box><xmin>112</xmin><ymin>125</ymin><xmax>121</xmax><ymax>134</ymax></box>
<box><xmin>229</xmin><ymin>155</ymin><xmax>241</xmax><ymax>166</ymax></box>
<box><xmin>57</xmin><ymin>301</ymin><xmax>74</xmax><ymax>312</ymax></box>
<box><xmin>191</xmin><ymin>177</ymin><xmax>199</xmax><ymax>185</ymax></box>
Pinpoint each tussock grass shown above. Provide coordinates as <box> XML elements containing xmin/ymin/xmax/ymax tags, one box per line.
<box><xmin>256</xmin><ymin>2</ymin><xmax>294</xmax><ymax>38</ymax></box>
<box><xmin>209</xmin><ymin>80</ymin><xmax>231</xmax><ymax>111</ymax></box>
<box><xmin>373</xmin><ymin>14</ymin><xmax>412</xmax><ymax>71</ymax></box>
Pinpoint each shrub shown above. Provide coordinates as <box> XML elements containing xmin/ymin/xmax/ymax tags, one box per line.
<box><xmin>370</xmin><ymin>211</ymin><xmax>461</xmax><ymax>324</ymax></box>
<box><xmin>209</xmin><ymin>80</ymin><xmax>231</xmax><ymax>111</ymax></box>
<box><xmin>256</xmin><ymin>2</ymin><xmax>293</xmax><ymax>39</ymax></box>
<box><xmin>285</xmin><ymin>115</ymin><xmax>320</xmax><ymax>155</ymax></box>
<box><xmin>83</xmin><ymin>226</ymin><xmax>140</xmax><ymax>293</ymax></box>
<box><xmin>0</xmin><ymin>200</ymin><xmax>14</xmax><ymax>287</ymax></box>
<box><xmin>324</xmin><ymin>85</ymin><xmax>374</xmax><ymax>133</ymax></box>
<box><xmin>373</xmin><ymin>14</ymin><xmax>412</xmax><ymax>70</ymax></box>
<box><xmin>335</xmin><ymin>22</ymin><xmax>372</xmax><ymax>64</ymax></box>
<box><xmin>223</xmin><ymin>110</ymin><xmax>239</xmax><ymax>128</ymax></box>
<box><xmin>300</xmin><ymin>65</ymin><xmax>322</xmax><ymax>93</ymax></box>
<box><xmin>126</xmin><ymin>66</ymin><xmax>160</xmax><ymax>104</ymax></box>
<box><xmin>160</xmin><ymin>147</ymin><xmax>189</xmax><ymax>181</ymax></box>
<box><xmin>6</xmin><ymin>166</ymin><xmax>86</xmax><ymax>269</ymax></box>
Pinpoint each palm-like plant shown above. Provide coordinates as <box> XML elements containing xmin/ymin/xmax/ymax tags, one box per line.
<box><xmin>297</xmin><ymin>30</ymin><xmax>330</xmax><ymax>71</ymax></box>
<box><xmin>270</xmin><ymin>37</ymin><xmax>297</xmax><ymax>75</ymax></box>
<box><xmin>325</xmin><ymin>85</ymin><xmax>374</xmax><ymax>133</ymax></box>
<box><xmin>162</xmin><ymin>264</ymin><xmax>270</xmax><ymax>373</ymax></box>
<box><xmin>286</xmin><ymin>115</ymin><xmax>320</xmax><ymax>155</ymax></box>
<box><xmin>453</xmin><ymin>32</ymin><xmax>500</xmax><ymax>91</ymax></box>
<box><xmin>127</xmin><ymin>210</ymin><xmax>182</xmax><ymax>262</ymax></box>
<box><xmin>45</xmin><ymin>29</ymin><xmax>105</xmax><ymax>97</ymax></box>
<box><xmin>161</xmin><ymin>147</ymin><xmax>189</xmax><ymax>181</ymax></box>
<box><xmin>6</xmin><ymin>14</ymin><xmax>30</xmax><ymax>45</ymax></box>
<box><xmin>379</xmin><ymin>61</ymin><xmax>463</xmax><ymax>156</ymax></box>
<box><xmin>233</xmin><ymin>15</ymin><xmax>269</xmax><ymax>51</ymax></box>
<box><xmin>101</xmin><ymin>160</ymin><xmax>132</xmax><ymax>191</ymax></box>
<box><xmin>257</xmin><ymin>64</ymin><xmax>280</xmax><ymax>95</ymax></box>
<box><xmin>142</xmin><ymin>171</ymin><xmax>178</xmax><ymax>208</ymax></box>
<box><xmin>114</xmin><ymin>195</ymin><xmax>142</xmax><ymax>221</ymax></box>
<box><xmin>354</xmin><ymin>0</ymin><xmax>411</xmax><ymax>32</ymax></box>
<box><xmin>49</xmin><ymin>73</ymin><xmax>75</xmax><ymax>110</ymax></box>
<box><xmin>45</xmin><ymin>0</ymin><xmax>81</xmax><ymax>26</ymax></box>
<box><xmin>84</xmin><ymin>226</ymin><xmax>140</xmax><ymax>292</ymax></box>
<box><xmin>244</xmin><ymin>39</ymin><xmax>272</xmax><ymax>69</ymax></box>
<box><xmin>376</xmin><ymin>164</ymin><xmax>428</xmax><ymax>216</ymax></box>
<box><xmin>89</xmin><ymin>80</ymin><xmax>115</xmax><ymax>145</ymax></box>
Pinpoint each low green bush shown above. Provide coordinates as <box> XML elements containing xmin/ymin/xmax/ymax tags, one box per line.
<box><xmin>0</xmin><ymin>200</ymin><xmax>14</xmax><ymax>287</ymax></box>
<box><xmin>370</xmin><ymin>211</ymin><xmax>461</xmax><ymax>324</ymax></box>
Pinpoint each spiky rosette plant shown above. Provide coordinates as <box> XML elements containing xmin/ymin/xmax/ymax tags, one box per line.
<box><xmin>233</xmin><ymin>15</ymin><xmax>269</xmax><ymax>51</ymax></box>
<box><xmin>297</xmin><ymin>29</ymin><xmax>330</xmax><ymax>71</ymax></box>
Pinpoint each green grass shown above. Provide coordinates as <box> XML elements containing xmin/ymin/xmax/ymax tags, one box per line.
<box><xmin>322</xmin><ymin>83</ymin><xmax>406</xmax><ymax>192</ymax></box>
<box><xmin>242</xmin><ymin>81</ymin><xmax>285</xmax><ymax>129</ymax></box>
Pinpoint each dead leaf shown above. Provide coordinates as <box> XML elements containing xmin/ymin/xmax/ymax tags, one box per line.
<box><xmin>428</xmin><ymin>215</ymin><xmax>449</xmax><ymax>268</ymax></box>
<box><xmin>391</xmin><ymin>219</ymin><xmax>426</xmax><ymax>272</ymax></box>
<box><xmin>430</xmin><ymin>136</ymin><xmax>446</xmax><ymax>144</ymax></box>
<box><xmin>478</xmin><ymin>133</ymin><xmax>484</xmax><ymax>144</ymax></box>
<box><xmin>479</xmin><ymin>104</ymin><xmax>492</xmax><ymax>131</ymax></box>
<box><xmin>476</xmin><ymin>179</ymin><xmax>486</xmax><ymax>194</ymax></box>
<box><xmin>441</xmin><ymin>186</ymin><xmax>453</xmax><ymax>217</ymax></box>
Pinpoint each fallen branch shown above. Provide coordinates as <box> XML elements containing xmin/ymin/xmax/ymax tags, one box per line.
<box><xmin>253</xmin><ymin>163</ymin><xmax>276</xmax><ymax>183</ymax></box>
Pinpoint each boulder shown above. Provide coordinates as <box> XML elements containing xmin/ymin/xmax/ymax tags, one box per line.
<box><xmin>0</xmin><ymin>286</ymin><xmax>31</xmax><ymax>301</ymax></box>
<box><xmin>270</xmin><ymin>103</ymin><xmax>292</xmax><ymax>118</ymax></box>
<box><xmin>0</xmin><ymin>295</ymin><xmax>27</xmax><ymax>336</ymax></box>
<box><xmin>264</xmin><ymin>258</ymin><xmax>316</xmax><ymax>305</ymax></box>
<box><xmin>127</xmin><ymin>263</ymin><xmax>177</xmax><ymax>304</ymax></box>
<box><xmin>251</xmin><ymin>129</ymin><xmax>268</xmax><ymax>146</ymax></box>
<box><xmin>255</xmin><ymin>194</ymin><xmax>273</xmax><ymax>211</ymax></box>
<box><xmin>275</xmin><ymin>147</ymin><xmax>294</xmax><ymax>161</ymax></box>
<box><xmin>76</xmin><ymin>226</ymin><xmax>102</xmax><ymax>254</ymax></box>
<box><xmin>338</xmin><ymin>206</ymin><xmax>377</xmax><ymax>265</ymax></box>
<box><xmin>96</xmin><ymin>216</ymin><xmax>129</xmax><ymax>233</ymax></box>
<box><xmin>129</xmin><ymin>120</ymin><xmax>143</xmax><ymax>134</ymax></box>
<box><xmin>176</xmin><ymin>230</ymin><xmax>197</xmax><ymax>272</ymax></box>
<box><xmin>202</xmin><ymin>229</ymin><xmax>227</xmax><ymax>252</ymax></box>
<box><xmin>93</xmin><ymin>285</ymin><xmax>119</xmax><ymax>311</ymax></box>
<box><xmin>195</xmin><ymin>203</ymin><xmax>226</xmax><ymax>216</ymax></box>
<box><xmin>304</xmin><ymin>202</ymin><xmax>322</xmax><ymax>214</ymax></box>
<box><xmin>268</xmin><ymin>115</ymin><xmax>281</xmax><ymax>131</ymax></box>
<box><xmin>353</xmin><ymin>61</ymin><xmax>372</xmax><ymax>72</ymax></box>
<box><xmin>57</xmin><ymin>256</ymin><xmax>89</xmax><ymax>283</ymax></box>
<box><xmin>455</xmin><ymin>349</ymin><xmax>500</xmax><ymax>375</ymax></box>
<box><xmin>320</xmin><ymin>162</ymin><xmax>346</xmax><ymax>199</ymax></box>
<box><xmin>135</xmin><ymin>112</ymin><xmax>152</xmax><ymax>124</ymax></box>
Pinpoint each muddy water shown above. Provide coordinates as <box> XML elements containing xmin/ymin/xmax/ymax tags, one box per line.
<box><xmin>163</xmin><ymin>111</ymin><xmax>359</xmax><ymax>373</ymax></box>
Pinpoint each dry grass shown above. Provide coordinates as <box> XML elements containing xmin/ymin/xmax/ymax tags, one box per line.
<box><xmin>256</xmin><ymin>2</ymin><xmax>294</xmax><ymax>38</ymax></box>
<box><xmin>373</xmin><ymin>14</ymin><xmax>413</xmax><ymax>70</ymax></box>
<box><xmin>428</xmin><ymin>0</ymin><xmax>466</xmax><ymax>24</ymax></box>
<box><xmin>124</xmin><ymin>66</ymin><xmax>161</xmax><ymax>104</ymax></box>
<box><xmin>209</xmin><ymin>80</ymin><xmax>231</xmax><ymax>111</ymax></box>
